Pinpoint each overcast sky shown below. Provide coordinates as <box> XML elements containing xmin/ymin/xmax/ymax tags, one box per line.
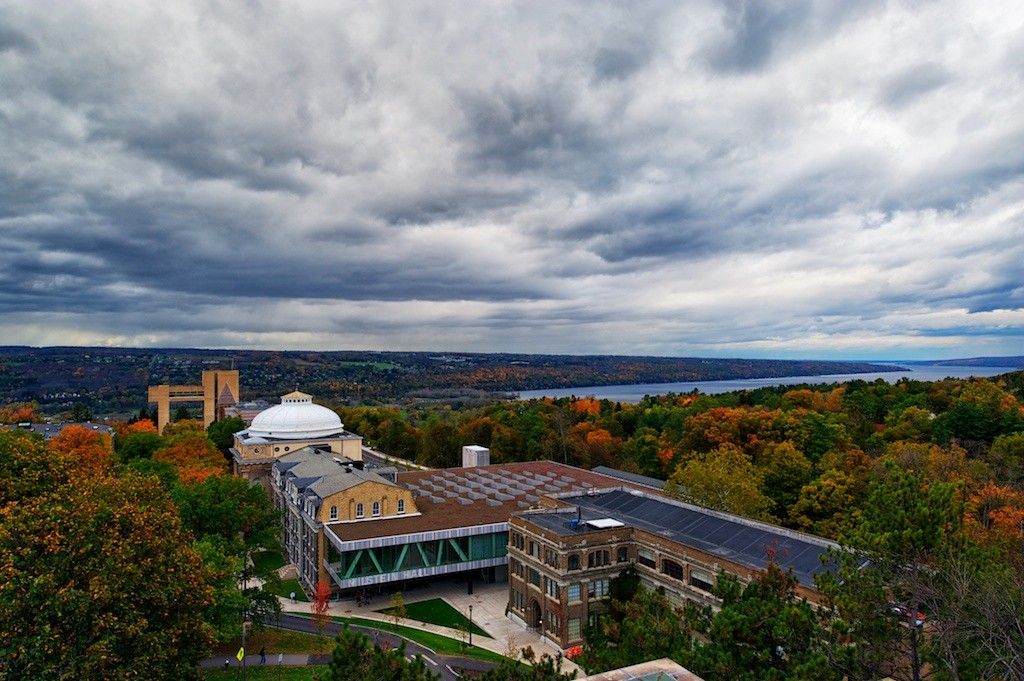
<box><xmin>1</xmin><ymin>1</ymin><xmax>1022</xmax><ymax>360</ymax></box>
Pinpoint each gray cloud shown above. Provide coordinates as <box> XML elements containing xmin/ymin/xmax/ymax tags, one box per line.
<box><xmin>0</xmin><ymin>1</ymin><xmax>1021</xmax><ymax>359</ymax></box>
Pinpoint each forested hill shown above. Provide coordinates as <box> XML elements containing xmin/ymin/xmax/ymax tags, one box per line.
<box><xmin>908</xmin><ymin>355</ymin><xmax>1024</xmax><ymax>368</ymax></box>
<box><xmin>0</xmin><ymin>346</ymin><xmax>901</xmax><ymax>416</ymax></box>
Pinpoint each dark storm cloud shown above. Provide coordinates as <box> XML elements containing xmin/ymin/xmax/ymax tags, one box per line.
<box><xmin>0</xmin><ymin>1</ymin><xmax>1021</xmax><ymax>356</ymax></box>
<box><xmin>0</xmin><ymin>23</ymin><xmax>32</xmax><ymax>53</ymax></box>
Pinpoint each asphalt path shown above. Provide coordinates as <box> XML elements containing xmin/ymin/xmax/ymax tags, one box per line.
<box><xmin>265</xmin><ymin>613</ymin><xmax>497</xmax><ymax>680</ymax></box>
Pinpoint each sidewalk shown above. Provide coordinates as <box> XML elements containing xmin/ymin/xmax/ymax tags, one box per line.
<box><xmin>277</xmin><ymin>579</ymin><xmax>582</xmax><ymax>675</ymax></box>
<box><xmin>200</xmin><ymin>653</ymin><xmax>323</xmax><ymax>669</ymax></box>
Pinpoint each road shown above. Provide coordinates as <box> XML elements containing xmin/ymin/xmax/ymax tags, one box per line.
<box><xmin>267</xmin><ymin>613</ymin><xmax>497</xmax><ymax>680</ymax></box>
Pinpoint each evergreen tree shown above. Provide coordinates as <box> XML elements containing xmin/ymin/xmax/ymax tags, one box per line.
<box><xmin>320</xmin><ymin>625</ymin><xmax>438</xmax><ymax>681</ymax></box>
<box><xmin>685</xmin><ymin>565</ymin><xmax>836</xmax><ymax>681</ymax></box>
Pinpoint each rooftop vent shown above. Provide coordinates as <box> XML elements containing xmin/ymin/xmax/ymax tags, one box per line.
<box><xmin>585</xmin><ymin>518</ymin><xmax>625</xmax><ymax>529</ymax></box>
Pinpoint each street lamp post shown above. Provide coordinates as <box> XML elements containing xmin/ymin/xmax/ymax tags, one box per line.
<box><xmin>468</xmin><ymin>605</ymin><xmax>473</xmax><ymax>648</ymax></box>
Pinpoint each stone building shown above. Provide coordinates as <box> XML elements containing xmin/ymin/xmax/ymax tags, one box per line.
<box><xmin>231</xmin><ymin>391</ymin><xmax>362</xmax><ymax>491</ymax></box>
<box><xmin>270</xmin><ymin>446</ymin><xmax>417</xmax><ymax>592</ymax></box>
<box><xmin>507</xmin><ymin>487</ymin><xmax>843</xmax><ymax>649</ymax></box>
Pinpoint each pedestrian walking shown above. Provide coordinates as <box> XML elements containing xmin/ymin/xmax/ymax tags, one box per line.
<box><xmin>259</xmin><ymin>646</ymin><xmax>266</xmax><ymax>665</ymax></box>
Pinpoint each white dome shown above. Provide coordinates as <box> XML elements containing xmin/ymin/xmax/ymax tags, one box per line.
<box><xmin>246</xmin><ymin>391</ymin><xmax>343</xmax><ymax>440</ymax></box>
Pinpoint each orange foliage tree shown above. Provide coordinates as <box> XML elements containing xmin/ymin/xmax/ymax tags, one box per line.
<box><xmin>965</xmin><ymin>483</ymin><xmax>1024</xmax><ymax>550</ymax></box>
<box><xmin>0</xmin><ymin>402</ymin><xmax>40</xmax><ymax>424</ymax></box>
<box><xmin>571</xmin><ymin>398</ymin><xmax>601</xmax><ymax>417</ymax></box>
<box><xmin>48</xmin><ymin>424</ymin><xmax>113</xmax><ymax>475</ymax></box>
<box><xmin>154</xmin><ymin>433</ymin><xmax>226</xmax><ymax>483</ymax></box>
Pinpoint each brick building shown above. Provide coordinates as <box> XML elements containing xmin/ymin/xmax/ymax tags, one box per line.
<box><xmin>507</xmin><ymin>487</ymin><xmax>844</xmax><ymax>649</ymax></box>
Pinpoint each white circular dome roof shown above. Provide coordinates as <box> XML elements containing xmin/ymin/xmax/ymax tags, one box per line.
<box><xmin>246</xmin><ymin>391</ymin><xmax>343</xmax><ymax>440</ymax></box>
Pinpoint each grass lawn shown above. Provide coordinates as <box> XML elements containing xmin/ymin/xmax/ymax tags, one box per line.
<box><xmin>251</xmin><ymin>549</ymin><xmax>286</xmax><ymax>574</ymax></box>
<box><xmin>264</xmin><ymin>578</ymin><xmax>308</xmax><ymax>602</ymax></box>
<box><xmin>212</xmin><ymin>628</ymin><xmax>327</xmax><ymax>656</ymax></box>
<box><xmin>378</xmin><ymin>598</ymin><xmax>490</xmax><ymax>638</ymax></box>
<box><xmin>287</xmin><ymin>614</ymin><xmax>507</xmax><ymax>664</ymax></box>
<box><xmin>204</xmin><ymin>666</ymin><xmax>320</xmax><ymax>681</ymax></box>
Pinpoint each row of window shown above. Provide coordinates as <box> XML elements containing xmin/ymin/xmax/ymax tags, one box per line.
<box><xmin>328</xmin><ymin>498</ymin><xmax>406</xmax><ymax>521</ymax></box>
<box><xmin>637</xmin><ymin>548</ymin><xmax>716</xmax><ymax>592</ymax></box>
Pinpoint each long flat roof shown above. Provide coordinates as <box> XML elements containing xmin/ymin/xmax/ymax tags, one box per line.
<box><xmin>525</xmin><ymin>488</ymin><xmax>842</xmax><ymax>588</ymax></box>
<box><xmin>326</xmin><ymin>460</ymin><xmax>656</xmax><ymax>543</ymax></box>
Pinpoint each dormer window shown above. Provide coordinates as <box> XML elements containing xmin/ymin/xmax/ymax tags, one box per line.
<box><xmin>372</xmin><ymin>501</ymin><xmax>380</xmax><ymax>517</ymax></box>
<box><xmin>356</xmin><ymin>503</ymin><xmax>364</xmax><ymax>519</ymax></box>
<box><xmin>397</xmin><ymin>499</ymin><xmax>405</xmax><ymax>514</ymax></box>
<box><xmin>330</xmin><ymin>505</ymin><xmax>337</xmax><ymax>521</ymax></box>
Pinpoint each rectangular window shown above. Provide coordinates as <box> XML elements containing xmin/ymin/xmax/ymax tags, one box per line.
<box><xmin>568</xmin><ymin>554</ymin><xmax>580</xmax><ymax>571</ymax></box>
<box><xmin>529</xmin><ymin>568</ymin><xmax>541</xmax><ymax>587</ymax></box>
<box><xmin>587</xmin><ymin>578</ymin><xmax>610</xmax><ymax>599</ymax></box>
<box><xmin>512</xmin><ymin>589</ymin><xmax>525</xmax><ymax>611</ymax></box>
<box><xmin>545</xmin><ymin>577</ymin><xmax>559</xmax><ymax>599</ymax></box>
<box><xmin>568</xmin><ymin>617</ymin><xmax>582</xmax><ymax>641</ymax></box>
<box><xmin>617</xmin><ymin>546</ymin><xmax>628</xmax><ymax>563</ymax></box>
<box><xmin>567</xmin><ymin>583</ymin><xmax>581</xmax><ymax>602</ymax></box>
<box><xmin>690</xmin><ymin>570</ymin><xmax>714</xmax><ymax>593</ymax></box>
<box><xmin>544</xmin><ymin>548</ymin><xmax>559</xmax><ymax>569</ymax></box>
<box><xmin>397</xmin><ymin>499</ymin><xmax>405</xmax><ymax>514</ymax></box>
<box><xmin>588</xmin><ymin>550</ymin><xmax>610</xmax><ymax>568</ymax></box>
<box><xmin>638</xmin><ymin>548</ymin><xmax>656</xmax><ymax>568</ymax></box>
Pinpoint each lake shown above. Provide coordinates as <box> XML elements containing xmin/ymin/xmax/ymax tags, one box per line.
<box><xmin>517</xmin><ymin>365</ymin><xmax>1019</xmax><ymax>403</ymax></box>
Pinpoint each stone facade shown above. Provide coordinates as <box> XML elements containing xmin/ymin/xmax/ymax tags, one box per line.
<box><xmin>270</xmin><ymin>447</ymin><xmax>415</xmax><ymax>593</ymax></box>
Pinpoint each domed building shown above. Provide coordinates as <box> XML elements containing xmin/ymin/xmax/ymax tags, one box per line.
<box><xmin>231</xmin><ymin>391</ymin><xmax>363</xmax><ymax>488</ymax></box>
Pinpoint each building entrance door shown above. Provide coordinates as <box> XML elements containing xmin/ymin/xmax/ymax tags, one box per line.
<box><xmin>530</xmin><ymin>599</ymin><xmax>542</xmax><ymax>630</ymax></box>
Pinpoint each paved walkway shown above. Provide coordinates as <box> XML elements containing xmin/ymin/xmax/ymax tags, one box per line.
<box><xmin>200</xmin><ymin>652</ymin><xmax>320</xmax><ymax>669</ymax></box>
<box><xmin>277</xmin><ymin>579</ymin><xmax>582</xmax><ymax>676</ymax></box>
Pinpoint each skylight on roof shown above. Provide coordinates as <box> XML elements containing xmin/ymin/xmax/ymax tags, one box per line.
<box><xmin>585</xmin><ymin>518</ymin><xmax>624</xmax><ymax>529</ymax></box>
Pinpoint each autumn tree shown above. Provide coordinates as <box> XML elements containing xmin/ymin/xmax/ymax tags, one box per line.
<box><xmin>984</xmin><ymin>431</ymin><xmax>1024</xmax><ymax>484</ymax></box>
<box><xmin>321</xmin><ymin>625</ymin><xmax>439</xmax><ymax>681</ymax></box>
<box><xmin>754</xmin><ymin>441</ymin><xmax>814</xmax><ymax>519</ymax></box>
<box><xmin>0</xmin><ymin>444</ymin><xmax>213</xmax><ymax>680</ymax></box>
<box><xmin>0</xmin><ymin>429</ymin><xmax>63</xmax><ymax>506</ymax></box>
<box><xmin>817</xmin><ymin>463</ymin><xmax>964</xmax><ymax>681</ymax></box>
<box><xmin>390</xmin><ymin>591</ymin><xmax>408</xmax><ymax>628</ymax></box>
<box><xmin>154</xmin><ymin>428</ymin><xmax>226</xmax><ymax>483</ymax></box>
<box><xmin>312</xmin><ymin>579</ymin><xmax>333</xmax><ymax>655</ymax></box>
<box><xmin>0</xmin><ymin>401</ymin><xmax>40</xmax><ymax>424</ymax></box>
<box><xmin>667</xmin><ymin>445</ymin><xmax>772</xmax><ymax>520</ymax></box>
<box><xmin>48</xmin><ymin>424</ymin><xmax>113</xmax><ymax>475</ymax></box>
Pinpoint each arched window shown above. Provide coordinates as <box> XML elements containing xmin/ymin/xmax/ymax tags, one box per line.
<box><xmin>329</xmin><ymin>505</ymin><xmax>338</xmax><ymax>521</ymax></box>
<box><xmin>397</xmin><ymin>499</ymin><xmax>405</xmax><ymax>514</ymax></box>
<box><xmin>568</xmin><ymin>554</ymin><xmax>580</xmax><ymax>571</ymax></box>
<box><xmin>356</xmin><ymin>503</ymin><xmax>364</xmax><ymax>519</ymax></box>
<box><xmin>661</xmin><ymin>559</ymin><xmax>684</xmax><ymax>580</ymax></box>
<box><xmin>372</xmin><ymin>501</ymin><xmax>381</xmax><ymax>517</ymax></box>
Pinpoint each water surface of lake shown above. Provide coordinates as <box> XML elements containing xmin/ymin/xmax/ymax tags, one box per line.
<box><xmin>517</xmin><ymin>365</ymin><xmax>1017</xmax><ymax>403</ymax></box>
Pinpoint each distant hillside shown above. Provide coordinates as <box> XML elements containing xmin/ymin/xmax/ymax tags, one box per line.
<box><xmin>0</xmin><ymin>346</ymin><xmax>902</xmax><ymax>416</ymax></box>
<box><xmin>907</xmin><ymin>356</ymin><xmax>1024</xmax><ymax>368</ymax></box>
